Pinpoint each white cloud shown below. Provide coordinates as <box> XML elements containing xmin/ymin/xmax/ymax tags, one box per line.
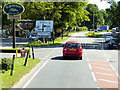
<box><xmin>88</xmin><ymin>0</ymin><xmax>120</xmax><ymax>10</ymax></box>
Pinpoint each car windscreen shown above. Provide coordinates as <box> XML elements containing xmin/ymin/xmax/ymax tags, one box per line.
<box><xmin>65</xmin><ymin>43</ymin><xmax>80</xmax><ymax>48</ymax></box>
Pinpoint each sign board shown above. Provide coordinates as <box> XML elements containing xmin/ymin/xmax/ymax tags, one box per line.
<box><xmin>4</xmin><ymin>3</ymin><xmax>24</xmax><ymax>15</ymax></box>
<box><xmin>35</xmin><ymin>20</ymin><xmax>53</xmax><ymax>32</ymax></box>
<box><xmin>7</xmin><ymin>15</ymin><xmax>21</xmax><ymax>19</ymax></box>
<box><xmin>56</xmin><ymin>28</ymin><xmax>62</xmax><ymax>33</ymax></box>
<box><xmin>37</xmin><ymin>31</ymin><xmax>51</xmax><ymax>36</ymax></box>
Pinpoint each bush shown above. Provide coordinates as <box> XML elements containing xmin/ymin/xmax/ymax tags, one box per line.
<box><xmin>1</xmin><ymin>58</ymin><xmax>12</xmax><ymax>71</ymax></box>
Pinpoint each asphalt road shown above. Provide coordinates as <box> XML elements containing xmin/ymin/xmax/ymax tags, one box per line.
<box><xmin>12</xmin><ymin>32</ymin><xmax>119</xmax><ymax>88</ymax></box>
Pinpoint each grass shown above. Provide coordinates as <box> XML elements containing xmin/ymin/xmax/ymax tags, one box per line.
<box><xmin>85</xmin><ymin>32</ymin><xmax>102</xmax><ymax>38</ymax></box>
<box><xmin>18</xmin><ymin>36</ymin><xmax>69</xmax><ymax>47</ymax></box>
<box><xmin>1</xmin><ymin>57</ymin><xmax>40</xmax><ymax>89</ymax></box>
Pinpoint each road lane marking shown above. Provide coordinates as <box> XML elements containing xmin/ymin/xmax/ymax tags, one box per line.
<box><xmin>23</xmin><ymin>44</ymin><xmax>61</xmax><ymax>88</ymax></box>
<box><xmin>88</xmin><ymin>63</ymin><xmax>92</xmax><ymax>70</ymax></box>
<box><xmin>91</xmin><ymin>63</ymin><xmax>109</xmax><ymax>66</ymax></box>
<box><xmin>97</xmin><ymin>79</ymin><xmax>118</xmax><ymax>84</ymax></box>
<box><xmin>92</xmin><ymin>72</ymin><xmax>97</xmax><ymax>82</ymax></box>
<box><xmin>95</xmin><ymin>67</ymin><xmax>111</xmax><ymax>71</ymax></box>
<box><xmin>23</xmin><ymin>59</ymin><xmax>50</xmax><ymax>88</ymax></box>
<box><xmin>95</xmin><ymin>72</ymin><xmax>114</xmax><ymax>76</ymax></box>
<box><xmin>89</xmin><ymin>60</ymin><xmax>119</xmax><ymax>88</ymax></box>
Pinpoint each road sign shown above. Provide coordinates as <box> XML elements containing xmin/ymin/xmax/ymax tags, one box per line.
<box><xmin>35</xmin><ymin>20</ymin><xmax>53</xmax><ymax>32</ymax></box>
<box><xmin>7</xmin><ymin>15</ymin><xmax>21</xmax><ymax>19</ymax></box>
<box><xmin>4</xmin><ymin>3</ymin><xmax>24</xmax><ymax>15</ymax></box>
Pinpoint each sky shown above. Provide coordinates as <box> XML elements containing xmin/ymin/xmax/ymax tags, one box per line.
<box><xmin>88</xmin><ymin>0</ymin><xmax>120</xmax><ymax>10</ymax></box>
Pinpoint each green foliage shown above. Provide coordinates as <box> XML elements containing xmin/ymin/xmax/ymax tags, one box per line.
<box><xmin>1</xmin><ymin>57</ymin><xmax>40</xmax><ymax>89</ymax></box>
<box><xmin>85</xmin><ymin>4</ymin><xmax>104</xmax><ymax>29</ymax></box>
<box><xmin>1</xmin><ymin>58</ymin><xmax>12</xmax><ymax>71</ymax></box>
<box><xmin>77</xmin><ymin>26</ymin><xmax>88</xmax><ymax>31</ymax></box>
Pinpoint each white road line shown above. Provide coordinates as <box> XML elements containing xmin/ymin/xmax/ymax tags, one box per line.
<box><xmin>95</xmin><ymin>67</ymin><xmax>111</xmax><ymax>71</ymax></box>
<box><xmin>23</xmin><ymin>44</ymin><xmax>61</xmax><ymax>88</ymax></box>
<box><xmin>91</xmin><ymin>63</ymin><xmax>108</xmax><ymax>66</ymax></box>
<box><xmin>92</xmin><ymin>72</ymin><xmax>97</xmax><ymax>82</ymax></box>
<box><xmin>23</xmin><ymin>59</ymin><xmax>50</xmax><ymax>88</ymax></box>
<box><xmin>110</xmin><ymin>64</ymin><xmax>115</xmax><ymax>71</ymax></box>
<box><xmin>106</xmin><ymin>58</ymin><xmax>109</xmax><ymax>62</ymax></box>
<box><xmin>86</xmin><ymin>57</ymin><xmax>89</xmax><ymax>62</ymax></box>
<box><xmin>95</xmin><ymin>72</ymin><xmax>114</xmax><ymax>76</ymax></box>
<box><xmin>97</xmin><ymin>78</ymin><xmax>118</xmax><ymax>84</ymax></box>
<box><xmin>88</xmin><ymin>63</ymin><xmax>92</xmax><ymax>70</ymax></box>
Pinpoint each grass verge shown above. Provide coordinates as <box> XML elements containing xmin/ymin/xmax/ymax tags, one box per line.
<box><xmin>1</xmin><ymin>57</ymin><xmax>40</xmax><ymax>89</ymax></box>
<box><xmin>85</xmin><ymin>32</ymin><xmax>102</xmax><ymax>38</ymax></box>
<box><xmin>18</xmin><ymin>36</ymin><xmax>69</xmax><ymax>47</ymax></box>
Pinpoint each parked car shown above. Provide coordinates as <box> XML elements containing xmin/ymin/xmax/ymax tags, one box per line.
<box><xmin>63</xmin><ymin>41</ymin><xmax>83</xmax><ymax>60</ymax></box>
<box><xmin>108</xmin><ymin>38</ymin><xmax>118</xmax><ymax>49</ymax></box>
<box><xmin>95</xmin><ymin>29</ymin><xmax>98</xmax><ymax>32</ymax></box>
<box><xmin>29</xmin><ymin>34</ymin><xmax>38</xmax><ymax>40</ymax></box>
<box><xmin>105</xmin><ymin>35</ymin><xmax>113</xmax><ymax>42</ymax></box>
<box><xmin>107</xmin><ymin>33</ymin><xmax>112</xmax><ymax>36</ymax></box>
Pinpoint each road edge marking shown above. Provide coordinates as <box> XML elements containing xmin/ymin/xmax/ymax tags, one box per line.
<box><xmin>23</xmin><ymin>59</ymin><xmax>50</xmax><ymax>88</ymax></box>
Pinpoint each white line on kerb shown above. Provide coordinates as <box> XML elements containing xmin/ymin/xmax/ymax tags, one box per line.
<box><xmin>23</xmin><ymin>59</ymin><xmax>50</xmax><ymax>88</ymax></box>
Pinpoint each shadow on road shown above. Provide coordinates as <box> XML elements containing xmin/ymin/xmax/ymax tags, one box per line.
<box><xmin>51</xmin><ymin>56</ymin><xmax>81</xmax><ymax>61</ymax></box>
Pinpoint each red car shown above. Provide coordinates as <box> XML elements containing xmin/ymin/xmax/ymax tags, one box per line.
<box><xmin>63</xmin><ymin>41</ymin><xmax>83</xmax><ymax>60</ymax></box>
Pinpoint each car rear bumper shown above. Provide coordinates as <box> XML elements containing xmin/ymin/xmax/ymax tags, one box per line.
<box><xmin>63</xmin><ymin>52</ymin><xmax>82</xmax><ymax>57</ymax></box>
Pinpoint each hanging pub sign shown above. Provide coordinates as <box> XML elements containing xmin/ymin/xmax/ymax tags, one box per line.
<box><xmin>7</xmin><ymin>15</ymin><xmax>21</xmax><ymax>19</ymax></box>
<box><xmin>4</xmin><ymin>3</ymin><xmax>24</xmax><ymax>15</ymax></box>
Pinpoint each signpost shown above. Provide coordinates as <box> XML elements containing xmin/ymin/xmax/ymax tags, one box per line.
<box><xmin>4</xmin><ymin>3</ymin><xmax>24</xmax><ymax>48</ymax></box>
<box><xmin>35</xmin><ymin>20</ymin><xmax>53</xmax><ymax>45</ymax></box>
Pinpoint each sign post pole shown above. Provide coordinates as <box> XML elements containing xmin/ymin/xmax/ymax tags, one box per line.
<box><xmin>4</xmin><ymin>3</ymin><xmax>24</xmax><ymax>49</ymax></box>
<box><xmin>13</xmin><ymin>19</ymin><xmax>16</xmax><ymax>48</ymax></box>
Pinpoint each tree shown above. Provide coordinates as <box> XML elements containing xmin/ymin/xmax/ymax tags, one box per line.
<box><xmin>85</xmin><ymin>4</ymin><xmax>104</xmax><ymax>29</ymax></box>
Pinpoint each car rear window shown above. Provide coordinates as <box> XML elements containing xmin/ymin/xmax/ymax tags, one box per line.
<box><xmin>65</xmin><ymin>43</ymin><xmax>80</xmax><ymax>48</ymax></box>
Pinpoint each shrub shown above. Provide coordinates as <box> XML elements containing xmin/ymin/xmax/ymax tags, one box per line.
<box><xmin>1</xmin><ymin>58</ymin><xmax>12</xmax><ymax>71</ymax></box>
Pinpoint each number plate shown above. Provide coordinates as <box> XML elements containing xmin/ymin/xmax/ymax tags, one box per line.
<box><xmin>69</xmin><ymin>49</ymin><xmax>76</xmax><ymax>51</ymax></box>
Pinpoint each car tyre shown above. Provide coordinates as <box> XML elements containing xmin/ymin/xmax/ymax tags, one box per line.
<box><xmin>78</xmin><ymin>57</ymin><xmax>82</xmax><ymax>60</ymax></box>
<box><xmin>63</xmin><ymin>56</ymin><xmax>66</xmax><ymax>60</ymax></box>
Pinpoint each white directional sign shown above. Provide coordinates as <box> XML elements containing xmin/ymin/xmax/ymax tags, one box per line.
<box><xmin>35</xmin><ymin>20</ymin><xmax>53</xmax><ymax>32</ymax></box>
